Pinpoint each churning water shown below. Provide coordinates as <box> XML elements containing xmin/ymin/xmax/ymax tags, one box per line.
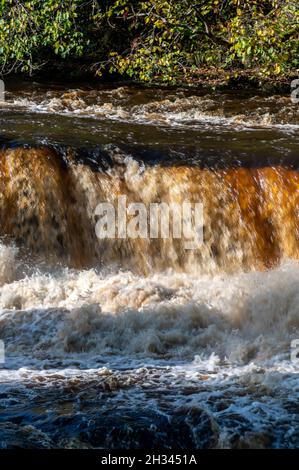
<box><xmin>0</xmin><ymin>81</ymin><xmax>298</xmax><ymax>448</ymax></box>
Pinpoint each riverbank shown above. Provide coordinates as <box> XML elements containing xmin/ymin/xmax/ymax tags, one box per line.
<box><xmin>1</xmin><ymin>1</ymin><xmax>298</xmax><ymax>95</ymax></box>
<box><xmin>4</xmin><ymin>66</ymin><xmax>297</xmax><ymax>97</ymax></box>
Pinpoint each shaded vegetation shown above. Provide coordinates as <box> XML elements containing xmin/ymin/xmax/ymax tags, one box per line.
<box><xmin>0</xmin><ymin>1</ymin><xmax>298</xmax><ymax>85</ymax></box>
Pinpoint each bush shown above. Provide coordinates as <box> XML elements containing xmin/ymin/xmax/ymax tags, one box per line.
<box><xmin>0</xmin><ymin>0</ymin><xmax>298</xmax><ymax>83</ymax></box>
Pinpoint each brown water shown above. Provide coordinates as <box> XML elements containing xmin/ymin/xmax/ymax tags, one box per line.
<box><xmin>0</xmin><ymin>81</ymin><xmax>298</xmax><ymax>449</ymax></box>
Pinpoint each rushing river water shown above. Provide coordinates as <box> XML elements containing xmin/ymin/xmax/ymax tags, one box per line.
<box><xmin>0</xmin><ymin>80</ymin><xmax>298</xmax><ymax>448</ymax></box>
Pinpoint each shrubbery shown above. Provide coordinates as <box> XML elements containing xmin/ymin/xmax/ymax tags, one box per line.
<box><xmin>0</xmin><ymin>0</ymin><xmax>298</xmax><ymax>83</ymax></box>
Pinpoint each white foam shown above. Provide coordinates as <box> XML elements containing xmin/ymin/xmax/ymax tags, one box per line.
<box><xmin>0</xmin><ymin>241</ymin><xmax>298</xmax><ymax>367</ymax></box>
<box><xmin>2</xmin><ymin>89</ymin><xmax>298</xmax><ymax>130</ymax></box>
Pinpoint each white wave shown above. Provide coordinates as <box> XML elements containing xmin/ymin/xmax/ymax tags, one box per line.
<box><xmin>2</xmin><ymin>89</ymin><xmax>298</xmax><ymax>130</ymax></box>
<box><xmin>0</xmin><ymin>239</ymin><xmax>298</xmax><ymax>365</ymax></box>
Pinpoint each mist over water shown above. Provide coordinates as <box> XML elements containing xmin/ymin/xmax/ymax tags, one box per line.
<box><xmin>0</xmin><ymin>82</ymin><xmax>298</xmax><ymax>449</ymax></box>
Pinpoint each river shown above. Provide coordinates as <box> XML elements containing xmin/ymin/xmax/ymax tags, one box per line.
<box><xmin>0</xmin><ymin>80</ymin><xmax>298</xmax><ymax>448</ymax></box>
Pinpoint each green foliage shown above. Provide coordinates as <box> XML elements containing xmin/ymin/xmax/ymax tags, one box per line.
<box><xmin>0</xmin><ymin>0</ymin><xmax>89</xmax><ymax>73</ymax></box>
<box><xmin>225</xmin><ymin>0</ymin><xmax>299</xmax><ymax>76</ymax></box>
<box><xmin>0</xmin><ymin>0</ymin><xmax>298</xmax><ymax>82</ymax></box>
<box><xmin>99</xmin><ymin>0</ymin><xmax>299</xmax><ymax>83</ymax></box>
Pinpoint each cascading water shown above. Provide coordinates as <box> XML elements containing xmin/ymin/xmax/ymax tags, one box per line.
<box><xmin>1</xmin><ymin>146</ymin><xmax>299</xmax><ymax>273</ymax></box>
<box><xmin>0</xmin><ymin>82</ymin><xmax>298</xmax><ymax>449</ymax></box>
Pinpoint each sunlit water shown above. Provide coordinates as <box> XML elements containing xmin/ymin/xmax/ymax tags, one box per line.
<box><xmin>0</xmin><ymin>81</ymin><xmax>298</xmax><ymax>448</ymax></box>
